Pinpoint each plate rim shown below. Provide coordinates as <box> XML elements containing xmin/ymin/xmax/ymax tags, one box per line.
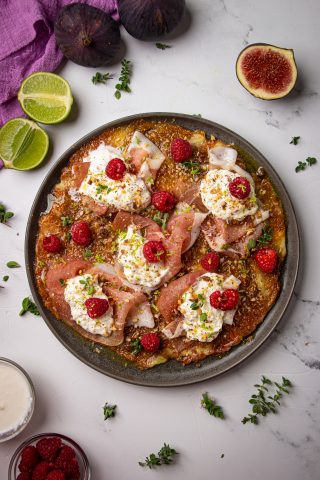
<box><xmin>25</xmin><ymin>112</ymin><xmax>300</xmax><ymax>387</ymax></box>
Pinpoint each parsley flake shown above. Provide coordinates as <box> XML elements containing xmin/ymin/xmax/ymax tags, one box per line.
<box><xmin>103</xmin><ymin>402</ymin><xmax>117</xmax><ymax>420</ymax></box>
<box><xmin>201</xmin><ymin>393</ymin><xmax>225</xmax><ymax>419</ymax></box>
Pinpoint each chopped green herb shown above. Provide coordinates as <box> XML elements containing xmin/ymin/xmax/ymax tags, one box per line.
<box><xmin>66</xmin><ymin>232</ymin><xmax>72</xmax><ymax>242</ymax></box>
<box><xmin>96</xmin><ymin>184</ymin><xmax>111</xmax><ymax>195</ymax></box>
<box><xmin>3</xmin><ymin>275</ymin><xmax>9</xmax><ymax>282</ymax></box>
<box><xmin>139</xmin><ymin>443</ymin><xmax>178</xmax><ymax>469</ymax></box>
<box><xmin>131</xmin><ymin>338</ymin><xmax>142</xmax><ymax>355</ymax></box>
<box><xmin>59</xmin><ymin>278</ymin><xmax>66</xmax><ymax>286</ymax></box>
<box><xmin>153</xmin><ymin>212</ymin><xmax>169</xmax><ymax>230</ymax></box>
<box><xmin>155</xmin><ymin>42</ymin><xmax>172</xmax><ymax>50</ymax></box>
<box><xmin>182</xmin><ymin>160</ymin><xmax>202</xmax><ymax>176</ymax></box>
<box><xmin>114</xmin><ymin>59</ymin><xmax>132</xmax><ymax>100</ymax></box>
<box><xmin>0</xmin><ymin>204</ymin><xmax>14</xmax><ymax>225</ymax></box>
<box><xmin>19</xmin><ymin>297</ymin><xmax>40</xmax><ymax>316</ymax></box>
<box><xmin>242</xmin><ymin>376</ymin><xmax>293</xmax><ymax>425</ymax></box>
<box><xmin>257</xmin><ymin>227</ymin><xmax>273</xmax><ymax>246</ymax></box>
<box><xmin>201</xmin><ymin>393</ymin><xmax>225</xmax><ymax>419</ymax></box>
<box><xmin>79</xmin><ymin>277</ymin><xmax>95</xmax><ymax>295</ymax></box>
<box><xmin>200</xmin><ymin>312</ymin><xmax>207</xmax><ymax>322</ymax></box>
<box><xmin>103</xmin><ymin>402</ymin><xmax>117</xmax><ymax>420</ymax></box>
<box><xmin>290</xmin><ymin>136</ymin><xmax>300</xmax><ymax>145</ymax></box>
<box><xmin>83</xmin><ymin>248</ymin><xmax>93</xmax><ymax>259</ymax></box>
<box><xmin>61</xmin><ymin>216</ymin><xmax>72</xmax><ymax>227</ymax></box>
<box><xmin>6</xmin><ymin>261</ymin><xmax>20</xmax><ymax>268</ymax></box>
<box><xmin>306</xmin><ymin>156</ymin><xmax>317</xmax><ymax>166</ymax></box>
<box><xmin>190</xmin><ymin>293</ymin><xmax>205</xmax><ymax>310</ymax></box>
<box><xmin>295</xmin><ymin>157</ymin><xmax>317</xmax><ymax>172</ymax></box>
<box><xmin>247</xmin><ymin>239</ymin><xmax>256</xmax><ymax>250</ymax></box>
<box><xmin>92</xmin><ymin>72</ymin><xmax>113</xmax><ymax>85</ymax></box>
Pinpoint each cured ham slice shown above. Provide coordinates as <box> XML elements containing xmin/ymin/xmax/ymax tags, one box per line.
<box><xmin>46</xmin><ymin>260</ymin><xmax>150</xmax><ymax>346</ymax></box>
<box><xmin>71</xmin><ymin>162</ymin><xmax>109</xmax><ymax>215</ymax></box>
<box><xmin>208</xmin><ymin>146</ymin><xmax>254</xmax><ymax>183</ymax></box>
<box><xmin>127</xmin><ymin>131</ymin><xmax>165</xmax><ymax>180</ymax></box>
<box><xmin>168</xmin><ymin>202</ymin><xmax>208</xmax><ymax>253</ymax></box>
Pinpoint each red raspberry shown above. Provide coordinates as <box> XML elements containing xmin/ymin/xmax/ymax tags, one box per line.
<box><xmin>43</xmin><ymin>235</ymin><xmax>62</xmax><ymax>253</ymax></box>
<box><xmin>255</xmin><ymin>248</ymin><xmax>278</xmax><ymax>273</ymax></box>
<box><xmin>201</xmin><ymin>252</ymin><xmax>220</xmax><ymax>272</ymax></box>
<box><xmin>152</xmin><ymin>191</ymin><xmax>176</xmax><ymax>212</ymax></box>
<box><xmin>210</xmin><ymin>289</ymin><xmax>239</xmax><ymax>311</ymax></box>
<box><xmin>85</xmin><ymin>297</ymin><xmax>109</xmax><ymax>318</ymax></box>
<box><xmin>36</xmin><ymin>437</ymin><xmax>62</xmax><ymax>461</ymax></box>
<box><xmin>140</xmin><ymin>333</ymin><xmax>161</xmax><ymax>353</ymax></box>
<box><xmin>171</xmin><ymin>138</ymin><xmax>193</xmax><ymax>163</ymax></box>
<box><xmin>18</xmin><ymin>445</ymin><xmax>39</xmax><ymax>472</ymax></box>
<box><xmin>31</xmin><ymin>462</ymin><xmax>51</xmax><ymax>480</ymax></box>
<box><xmin>46</xmin><ymin>471</ymin><xmax>66</xmax><ymax>480</ymax></box>
<box><xmin>54</xmin><ymin>445</ymin><xmax>76</xmax><ymax>470</ymax></box>
<box><xmin>64</xmin><ymin>457</ymin><xmax>80</xmax><ymax>478</ymax></box>
<box><xmin>17</xmin><ymin>473</ymin><xmax>31</xmax><ymax>480</ymax></box>
<box><xmin>71</xmin><ymin>221</ymin><xmax>92</xmax><ymax>247</ymax></box>
<box><xmin>143</xmin><ymin>240</ymin><xmax>166</xmax><ymax>263</ymax></box>
<box><xmin>229</xmin><ymin>177</ymin><xmax>251</xmax><ymax>199</ymax></box>
<box><xmin>105</xmin><ymin>158</ymin><xmax>126</xmax><ymax>180</ymax></box>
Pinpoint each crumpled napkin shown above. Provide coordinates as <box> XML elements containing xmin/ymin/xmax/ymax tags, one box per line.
<box><xmin>0</xmin><ymin>0</ymin><xmax>119</xmax><ymax>126</ymax></box>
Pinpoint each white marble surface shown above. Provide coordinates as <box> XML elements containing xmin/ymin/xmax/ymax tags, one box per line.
<box><xmin>1</xmin><ymin>0</ymin><xmax>320</xmax><ymax>478</ymax></box>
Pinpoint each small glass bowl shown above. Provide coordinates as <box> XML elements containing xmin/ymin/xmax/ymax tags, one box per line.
<box><xmin>0</xmin><ymin>358</ymin><xmax>35</xmax><ymax>443</ymax></box>
<box><xmin>8</xmin><ymin>433</ymin><xmax>91</xmax><ymax>479</ymax></box>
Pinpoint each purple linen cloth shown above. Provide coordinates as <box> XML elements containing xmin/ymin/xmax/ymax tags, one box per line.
<box><xmin>0</xmin><ymin>0</ymin><xmax>119</xmax><ymax>126</ymax></box>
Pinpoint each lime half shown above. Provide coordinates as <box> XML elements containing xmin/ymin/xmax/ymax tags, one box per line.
<box><xmin>18</xmin><ymin>72</ymin><xmax>73</xmax><ymax>124</ymax></box>
<box><xmin>0</xmin><ymin>118</ymin><xmax>49</xmax><ymax>170</ymax></box>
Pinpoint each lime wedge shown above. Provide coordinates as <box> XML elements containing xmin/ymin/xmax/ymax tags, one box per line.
<box><xmin>0</xmin><ymin>118</ymin><xmax>49</xmax><ymax>170</ymax></box>
<box><xmin>18</xmin><ymin>72</ymin><xmax>73</xmax><ymax>124</ymax></box>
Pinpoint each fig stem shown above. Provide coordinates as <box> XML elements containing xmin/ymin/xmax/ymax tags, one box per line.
<box><xmin>82</xmin><ymin>36</ymin><xmax>92</xmax><ymax>47</ymax></box>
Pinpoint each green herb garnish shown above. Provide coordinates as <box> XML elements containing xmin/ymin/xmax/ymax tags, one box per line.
<box><xmin>0</xmin><ymin>204</ymin><xmax>14</xmax><ymax>225</ymax></box>
<box><xmin>6</xmin><ymin>261</ymin><xmax>20</xmax><ymax>268</ymax></box>
<box><xmin>201</xmin><ymin>393</ymin><xmax>225</xmax><ymax>419</ymax></box>
<box><xmin>61</xmin><ymin>216</ymin><xmax>72</xmax><ymax>227</ymax></box>
<box><xmin>114</xmin><ymin>59</ymin><xmax>132</xmax><ymax>100</ymax></box>
<box><xmin>290</xmin><ymin>136</ymin><xmax>300</xmax><ymax>145</ymax></box>
<box><xmin>96</xmin><ymin>184</ymin><xmax>111</xmax><ymax>195</ymax></box>
<box><xmin>242</xmin><ymin>376</ymin><xmax>292</xmax><ymax>425</ymax></box>
<box><xmin>66</xmin><ymin>232</ymin><xmax>72</xmax><ymax>242</ymax></box>
<box><xmin>190</xmin><ymin>293</ymin><xmax>205</xmax><ymax>310</ymax></box>
<box><xmin>92</xmin><ymin>72</ymin><xmax>113</xmax><ymax>85</ymax></box>
<box><xmin>103</xmin><ymin>402</ymin><xmax>117</xmax><ymax>420</ymax></box>
<box><xmin>153</xmin><ymin>212</ymin><xmax>169</xmax><ymax>230</ymax></box>
<box><xmin>295</xmin><ymin>157</ymin><xmax>317</xmax><ymax>172</ymax></box>
<box><xmin>139</xmin><ymin>443</ymin><xmax>178</xmax><ymax>469</ymax></box>
<box><xmin>182</xmin><ymin>160</ymin><xmax>202</xmax><ymax>175</ymax></box>
<box><xmin>59</xmin><ymin>279</ymin><xmax>65</xmax><ymax>286</ymax></box>
<box><xmin>199</xmin><ymin>312</ymin><xmax>207</xmax><ymax>322</ymax></box>
<box><xmin>79</xmin><ymin>277</ymin><xmax>95</xmax><ymax>295</ymax></box>
<box><xmin>3</xmin><ymin>275</ymin><xmax>9</xmax><ymax>282</ymax></box>
<box><xmin>155</xmin><ymin>43</ymin><xmax>172</xmax><ymax>50</ymax></box>
<box><xmin>131</xmin><ymin>338</ymin><xmax>142</xmax><ymax>355</ymax></box>
<box><xmin>19</xmin><ymin>297</ymin><xmax>40</xmax><ymax>316</ymax></box>
<box><xmin>257</xmin><ymin>227</ymin><xmax>273</xmax><ymax>246</ymax></box>
<box><xmin>247</xmin><ymin>238</ymin><xmax>256</xmax><ymax>250</ymax></box>
<box><xmin>95</xmin><ymin>254</ymin><xmax>105</xmax><ymax>264</ymax></box>
<box><xmin>83</xmin><ymin>248</ymin><xmax>93</xmax><ymax>259</ymax></box>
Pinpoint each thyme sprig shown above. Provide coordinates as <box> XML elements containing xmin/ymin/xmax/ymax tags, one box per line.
<box><xmin>295</xmin><ymin>157</ymin><xmax>317</xmax><ymax>172</ymax></box>
<box><xmin>242</xmin><ymin>376</ymin><xmax>292</xmax><ymax>425</ymax></box>
<box><xmin>248</xmin><ymin>227</ymin><xmax>273</xmax><ymax>250</ymax></box>
<box><xmin>201</xmin><ymin>393</ymin><xmax>225</xmax><ymax>419</ymax></box>
<box><xmin>155</xmin><ymin>43</ymin><xmax>172</xmax><ymax>50</ymax></box>
<box><xmin>139</xmin><ymin>443</ymin><xmax>178</xmax><ymax>469</ymax></box>
<box><xmin>131</xmin><ymin>338</ymin><xmax>142</xmax><ymax>355</ymax></box>
<box><xmin>92</xmin><ymin>72</ymin><xmax>113</xmax><ymax>85</ymax></box>
<box><xmin>114</xmin><ymin>59</ymin><xmax>132</xmax><ymax>99</ymax></box>
<box><xmin>0</xmin><ymin>204</ymin><xmax>14</xmax><ymax>225</ymax></box>
<box><xmin>103</xmin><ymin>402</ymin><xmax>117</xmax><ymax>420</ymax></box>
<box><xmin>182</xmin><ymin>160</ymin><xmax>202</xmax><ymax>176</ymax></box>
<box><xmin>153</xmin><ymin>211</ymin><xmax>169</xmax><ymax>230</ymax></box>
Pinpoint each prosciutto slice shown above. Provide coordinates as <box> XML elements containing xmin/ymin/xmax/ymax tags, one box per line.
<box><xmin>46</xmin><ymin>259</ymin><xmax>149</xmax><ymax>346</ymax></box>
<box><xmin>167</xmin><ymin>202</ymin><xmax>208</xmax><ymax>253</ymax></box>
<box><xmin>127</xmin><ymin>131</ymin><xmax>165</xmax><ymax>181</ymax></box>
<box><xmin>71</xmin><ymin>162</ymin><xmax>109</xmax><ymax>215</ymax></box>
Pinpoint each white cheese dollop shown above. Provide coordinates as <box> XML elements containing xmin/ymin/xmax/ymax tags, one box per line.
<box><xmin>179</xmin><ymin>273</ymin><xmax>240</xmax><ymax>342</ymax></box>
<box><xmin>200</xmin><ymin>169</ymin><xmax>258</xmax><ymax>221</ymax></box>
<box><xmin>117</xmin><ymin>225</ymin><xmax>169</xmax><ymax>290</ymax></box>
<box><xmin>64</xmin><ymin>274</ymin><xmax>114</xmax><ymax>336</ymax></box>
<box><xmin>79</xmin><ymin>143</ymin><xmax>151</xmax><ymax>212</ymax></box>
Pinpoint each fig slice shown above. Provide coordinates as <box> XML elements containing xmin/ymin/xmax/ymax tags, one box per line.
<box><xmin>236</xmin><ymin>43</ymin><xmax>297</xmax><ymax>100</ymax></box>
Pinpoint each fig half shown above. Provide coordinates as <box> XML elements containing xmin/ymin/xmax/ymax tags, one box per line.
<box><xmin>54</xmin><ymin>3</ymin><xmax>121</xmax><ymax>67</ymax></box>
<box><xmin>236</xmin><ymin>44</ymin><xmax>297</xmax><ymax>100</ymax></box>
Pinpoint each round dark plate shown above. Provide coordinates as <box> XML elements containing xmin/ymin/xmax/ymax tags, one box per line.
<box><xmin>25</xmin><ymin>113</ymin><xmax>299</xmax><ymax>387</ymax></box>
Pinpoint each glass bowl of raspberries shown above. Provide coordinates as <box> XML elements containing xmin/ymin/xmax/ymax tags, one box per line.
<box><xmin>8</xmin><ymin>432</ymin><xmax>91</xmax><ymax>479</ymax></box>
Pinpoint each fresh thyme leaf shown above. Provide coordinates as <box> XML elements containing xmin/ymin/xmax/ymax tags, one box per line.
<box><xmin>66</xmin><ymin>232</ymin><xmax>72</xmax><ymax>242</ymax></box>
<box><xmin>83</xmin><ymin>248</ymin><xmax>93</xmax><ymax>259</ymax></box>
<box><xmin>61</xmin><ymin>216</ymin><xmax>72</xmax><ymax>227</ymax></box>
<box><xmin>290</xmin><ymin>136</ymin><xmax>300</xmax><ymax>145</ymax></box>
<box><xmin>153</xmin><ymin>212</ymin><xmax>169</xmax><ymax>230</ymax></box>
<box><xmin>201</xmin><ymin>393</ymin><xmax>225</xmax><ymax>419</ymax></box>
<box><xmin>131</xmin><ymin>338</ymin><xmax>142</xmax><ymax>355</ymax></box>
<box><xmin>3</xmin><ymin>275</ymin><xmax>9</xmax><ymax>282</ymax></box>
<box><xmin>59</xmin><ymin>278</ymin><xmax>66</xmax><ymax>286</ymax></box>
<box><xmin>242</xmin><ymin>375</ymin><xmax>293</xmax><ymax>425</ymax></box>
<box><xmin>155</xmin><ymin>42</ymin><xmax>172</xmax><ymax>50</ymax></box>
<box><xmin>6</xmin><ymin>261</ymin><xmax>20</xmax><ymax>268</ymax></box>
<box><xmin>0</xmin><ymin>204</ymin><xmax>14</xmax><ymax>225</ymax></box>
<box><xmin>92</xmin><ymin>72</ymin><xmax>113</xmax><ymax>85</ymax></box>
<box><xmin>190</xmin><ymin>293</ymin><xmax>204</xmax><ymax>310</ymax></box>
<box><xmin>257</xmin><ymin>227</ymin><xmax>273</xmax><ymax>246</ymax></box>
<box><xmin>19</xmin><ymin>297</ymin><xmax>40</xmax><ymax>316</ymax></box>
<box><xmin>182</xmin><ymin>160</ymin><xmax>202</xmax><ymax>175</ymax></box>
<box><xmin>306</xmin><ymin>156</ymin><xmax>317</xmax><ymax>166</ymax></box>
<box><xmin>114</xmin><ymin>59</ymin><xmax>132</xmax><ymax>99</ymax></box>
<box><xmin>139</xmin><ymin>443</ymin><xmax>178</xmax><ymax>469</ymax></box>
<box><xmin>103</xmin><ymin>402</ymin><xmax>117</xmax><ymax>420</ymax></box>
